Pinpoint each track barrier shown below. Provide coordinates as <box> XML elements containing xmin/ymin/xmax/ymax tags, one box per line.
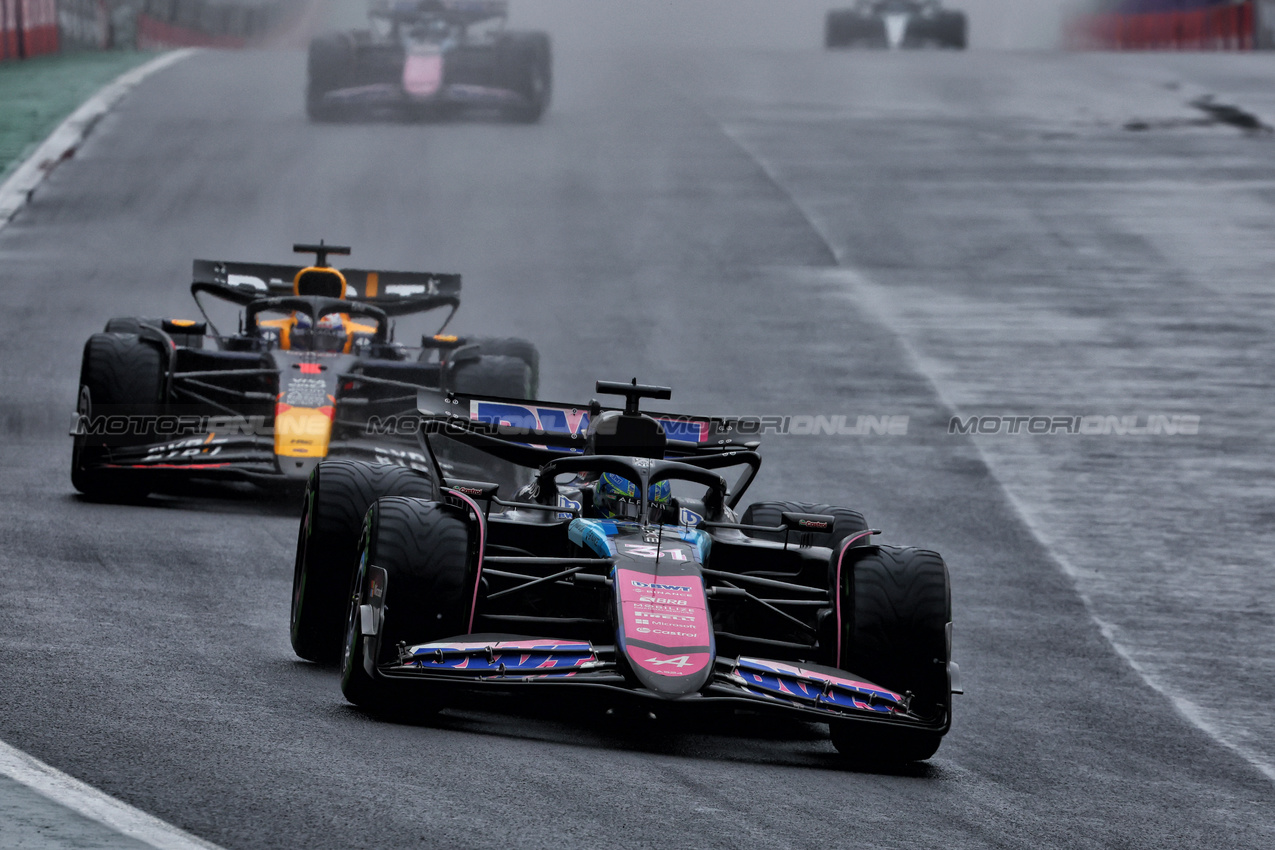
<box><xmin>1</xmin><ymin>0</ymin><xmax>308</xmax><ymax>58</ymax></box>
<box><xmin>2</xmin><ymin>0</ymin><xmax>60</xmax><ymax>59</ymax></box>
<box><xmin>1069</xmin><ymin>1</ymin><xmax>1266</xmax><ymax>50</ymax></box>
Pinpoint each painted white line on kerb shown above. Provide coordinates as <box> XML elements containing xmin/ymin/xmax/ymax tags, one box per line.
<box><xmin>0</xmin><ymin>48</ymin><xmax>197</xmax><ymax>229</ymax></box>
<box><xmin>0</xmin><ymin>737</ymin><xmax>223</xmax><ymax>850</ymax></box>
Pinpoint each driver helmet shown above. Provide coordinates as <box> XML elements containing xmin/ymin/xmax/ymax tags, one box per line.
<box><xmin>594</xmin><ymin>473</ymin><xmax>671</xmax><ymax>522</ymax></box>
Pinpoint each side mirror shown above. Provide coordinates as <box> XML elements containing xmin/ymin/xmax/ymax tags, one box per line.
<box><xmin>780</xmin><ymin>511</ymin><xmax>836</xmax><ymax>535</ymax></box>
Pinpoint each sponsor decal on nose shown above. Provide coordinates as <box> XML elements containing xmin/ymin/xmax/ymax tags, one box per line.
<box><xmin>885</xmin><ymin>14</ymin><xmax>910</xmax><ymax>49</ymax></box>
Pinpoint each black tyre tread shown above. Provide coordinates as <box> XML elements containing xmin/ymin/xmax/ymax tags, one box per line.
<box><xmin>307</xmin><ymin>33</ymin><xmax>353</xmax><ymax>121</ymax></box>
<box><xmin>498</xmin><ymin>31</ymin><xmax>551</xmax><ymax>123</ymax></box>
<box><xmin>80</xmin><ymin>333</ymin><xmax>164</xmax><ymax>413</ymax></box>
<box><xmin>291</xmin><ymin>461</ymin><xmax>435</xmax><ymax>663</ymax></box>
<box><xmin>830</xmin><ymin>723</ymin><xmax>943</xmax><ymax>764</ymax></box>
<box><xmin>104</xmin><ymin>317</ymin><xmax>149</xmax><ymax>334</ymax></box>
<box><xmin>445</xmin><ymin>356</ymin><xmax>533</xmax><ymax>492</ymax></box>
<box><xmin>341</xmin><ymin>497</ymin><xmax>472</xmax><ymax>711</ymax></box>
<box><xmin>832</xmin><ymin>545</ymin><xmax>950</xmax><ymax>763</ymax></box>
<box><xmin>368</xmin><ymin>497</ymin><xmax>472</xmax><ymax>648</ymax></box>
<box><xmin>825</xmin><ymin>10</ymin><xmax>865</xmax><ymax>48</ymax></box>
<box><xmin>842</xmin><ymin>546</ymin><xmax>950</xmax><ymax>714</ymax></box>
<box><xmin>452</xmin><ymin>355</ymin><xmax>532</xmax><ymax>399</ymax></box>
<box><xmin>742</xmin><ymin>501</ymin><xmax>869</xmax><ymax>548</ymax></box>
<box><xmin>71</xmin><ymin>333</ymin><xmax>165</xmax><ymax>499</ymax></box>
<box><xmin>466</xmin><ymin>337</ymin><xmax>540</xmax><ymax>398</ymax></box>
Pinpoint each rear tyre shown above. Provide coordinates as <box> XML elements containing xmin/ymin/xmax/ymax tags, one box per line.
<box><xmin>448</xmin><ymin>355</ymin><xmax>534</xmax><ymax>491</ymax></box>
<box><xmin>307</xmin><ymin>34</ymin><xmax>355</xmax><ymax>122</ymax></box>
<box><xmin>825</xmin><ymin>11</ymin><xmax>871</xmax><ymax>48</ymax></box>
<box><xmin>825</xmin><ymin>11</ymin><xmax>847</xmax><ymax>48</ymax></box>
<box><xmin>741</xmin><ymin>501</ymin><xmax>871</xmax><ymax>549</ymax></box>
<box><xmin>341</xmin><ymin>496</ymin><xmax>473</xmax><ymax>712</ymax></box>
<box><xmin>943</xmin><ymin>14</ymin><xmax>968</xmax><ymax>49</ymax></box>
<box><xmin>103</xmin><ymin>317</ymin><xmax>153</xmax><ymax>334</ymax></box>
<box><xmin>291</xmin><ymin>461</ymin><xmax>436</xmax><ymax>663</ymax></box>
<box><xmin>452</xmin><ymin>354</ymin><xmax>533</xmax><ymax>400</ymax></box>
<box><xmin>497</xmin><ymin>31</ymin><xmax>552</xmax><ymax>123</ymax></box>
<box><xmin>829</xmin><ymin>546</ymin><xmax>951</xmax><ymax>763</ymax></box>
<box><xmin>466</xmin><ymin>337</ymin><xmax>540</xmax><ymax>398</ymax></box>
<box><xmin>71</xmin><ymin>333</ymin><xmax>165</xmax><ymax>501</ymax></box>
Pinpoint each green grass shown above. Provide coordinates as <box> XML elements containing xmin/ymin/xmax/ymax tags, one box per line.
<box><xmin>0</xmin><ymin>50</ymin><xmax>158</xmax><ymax>182</ymax></box>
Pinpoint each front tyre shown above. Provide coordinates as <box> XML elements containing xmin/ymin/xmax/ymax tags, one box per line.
<box><xmin>71</xmin><ymin>333</ymin><xmax>165</xmax><ymax>501</ymax></box>
<box><xmin>291</xmin><ymin>461</ymin><xmax>435</xmax><ymax>663</ymax></box>
<box><xmin>497</xmin><ymin>31</ymin><xmax>552</xmax><ymax>123</ymax></box>
<box><xmin>829</xmin><ymin>545</ymin><xmax>951</xmax><ymax>763</ymax></box>
<box><xmin>341</xmin><ymin>496</ymin><xmax>474</xmax><ymax>713</ymax></box>
<box><xmin>307</xmin><ymin>34</ymin><xmax>354</xmax><ymax>122</ymax></box>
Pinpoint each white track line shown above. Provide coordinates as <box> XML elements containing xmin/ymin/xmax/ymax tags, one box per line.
<box><xmin>0</xmin><ymin>737</ymin><xmax>223</xmax><ymax>849</ymax></box>
<box><xmin>0</xmin><ymin>45</ymin><xmax>221</xmax><ymax>847</ymax></box>
<box><xmin>0</xmin><ymin>48</ymin><xmax>197</xmax><ymax>229</ymax></box>
<box><xmin>717</xmin><ymin>120</ymin><xmax>1275</xmax><ymax>786</ymax></box>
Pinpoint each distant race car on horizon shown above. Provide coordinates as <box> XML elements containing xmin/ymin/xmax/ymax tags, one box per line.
<box><xmin>70</xmin><ymin>242</ymin><xmax>539</xmax><ymax>501</ymax></box>
<box><xmin>290</xmin><ymin>379</ymin><xmax>960</xmax><ymax>763</ymax></box>
<box><xmin>825</xmin><ymin>1</ymin><xmax>968</xmax><ymax>50</ymax></box>
<box><xmin>307</xmin><ymin>0</ymin><xmax>551</xmax><ymax>122</ymax></box>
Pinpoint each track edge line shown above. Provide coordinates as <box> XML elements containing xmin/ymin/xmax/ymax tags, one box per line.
<box><xmin>0</xmin><ymin>48</ymin><xmax>199</xmax><ymax>230</ymax></box>
<box><xmin>0</xmin><ymin>736</ymin><xmax>224</xmax><ymax>850</ymax></box>
<box><xmin>715</xmin><ymin>117</ymin><xmax>1275</xmax><ymax>788</ymax></box>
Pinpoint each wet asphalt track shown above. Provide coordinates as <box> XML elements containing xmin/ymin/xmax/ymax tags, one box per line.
<box><xmin>1</xmin><ymin>42</ymin><xmax>1274</xmax><ymax>850</ymax></box>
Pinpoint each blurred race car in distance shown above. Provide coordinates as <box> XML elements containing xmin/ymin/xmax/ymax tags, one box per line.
<box><xmin>291</xmin><ymin>379</ymin><xmax>960</xmax><ymax>763</ymax></box>
<box><xmin>826</xmin><ymin>1</ymin><xmax>968</xmax><ymax>49</ymax></box>
<box><xmin>307</xmin><ymin>0</ymin><xmax>551</xmax><ymax>122</ymax></box>
<box><xmin>70</xmin><ymin>242</ymin><xmax>539</xmax><ymax>501</ymax></box>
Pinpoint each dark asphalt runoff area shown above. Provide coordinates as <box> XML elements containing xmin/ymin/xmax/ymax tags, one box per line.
<box><xmin>0</xmin><ymin>31</ymin><xmax>1273</xmax><ymax>850</ymax></box>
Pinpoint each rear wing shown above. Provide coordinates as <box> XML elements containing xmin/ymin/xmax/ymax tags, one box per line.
<box><xmin>418</xmin><ymin>391</ymin><xmax>759</xmax><ymax>458</ymax></box>
<box><xmin>369</xmin><ymin>0</ymin><xmax>508</xmax><ymax>26</ymax></box>
<box><xmin>417</xmin><ymin>392</ymin><xmax>762</xmax><ymax>507</ymax></box>
<box><xmin>190</xmin><ymin>260</ymin><xmax>461</xmax><ymax>318</ymax></box>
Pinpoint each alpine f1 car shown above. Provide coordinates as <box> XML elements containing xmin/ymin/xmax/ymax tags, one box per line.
<box><xmin>70</xmin><ymin>242</ymin><xmax>539</xmax><ymax>501</ymax></box>
<box><xmin>307</xmin><ymin>0</ymin><xmax>551</xmax><ymax>123</ymax></box>
<box><xmin>291</xmin><ymin>380</ymin><xmax>959</xmax><ymax>763</ymax></box>
<box><xmin>825</xmin><ymin>1</ymin><xmax>968</xmax><ymax>50</ymax></box>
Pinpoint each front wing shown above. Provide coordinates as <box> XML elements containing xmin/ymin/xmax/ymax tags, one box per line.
<box><xmin>320</xmin><ymin>82</ymin><xmax>532</xmax><ymax>111</ymax></box>
<box><xmin>72</xmin><ymin>434</ymin><xmax>435</xmax><ymax>489</ymax></box>
<box><xmin>370</xmin><ymin>637</ymin><xmax>948</xmax><ymax>733</ymax></box>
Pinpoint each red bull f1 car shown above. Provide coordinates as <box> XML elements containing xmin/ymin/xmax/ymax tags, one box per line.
<box><xmin>291</xmin><ymin>380</ymin><xmax>959</xmax><ymax>763</ymax></box>
<box><xmin>825</xmin><ymin>1</ymin><xmax>968</xmax><ymax>50</ymax></box>
<box><xmin>70</xmin><ymin>242</ymin><xmax>539</xmax><ymax>501</ymax></box>
<box><xmin>307</xmin><ymin>0</ymin><xmax>551</xmax><ymax>123</ymax></box>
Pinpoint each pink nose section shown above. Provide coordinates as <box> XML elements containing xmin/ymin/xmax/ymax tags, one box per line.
<box><xmin>403</xmin><ymin>53</ymin><xmax>444</xmax><ymax>98</ymax></box>
<box><xmin>616</xmin><ymin>567</ymin><xmax>714</xmax><ymax>695</ymax></box>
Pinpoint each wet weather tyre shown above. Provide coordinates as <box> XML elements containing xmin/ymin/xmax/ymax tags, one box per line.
<box><xmin>825</xmin><ymin>11</ymin><xmax>851</xmax><ymax>47</ymax></box>
<box><xmin>825</xmin><ymin>11</ymin><xmax>877</xmax><ymax>48</ymax></box>
<box><xmin>448</xmin><ymin>355</ymin><xmax>534</xmax><ymax>491</ymax></box>
<box><xmin>497</xmin><ymin>31</ymin><xmax>551</xmax><ymax>123</ymax></box>
<box><xmin>830</xmin><ymin>546</ymin><xmax>951</xmax><ymax>763</ymax></box>
<box><xmin>104</xmin><ymin>317</ymin><xmax>152</xmax><ymax>334</ymax></box>
<box><xmin>71</xmin><ymin>333</ymin><xmax>165</xmax><ymax>501</ymax></box>
<box><xmin>452</xmin><ymin>355</ymin><xmax>533</xmax><ymax>399</ymax></box>
<box><xmin>340</xmin><ymin>497</ymin><xmax>473</xmax><ymax>712</ymax></box>
<box><xmin>941</xmin><ymin>14</ymin><xmax>968</xmax><ymax>49</ymax></box>
<box><xmin>291</xmin><ymin>461</ymin><xmax>436</xmax><ymax>663</ymax></box>
<box><xmin>741</xmin><ymin>501</ymin><xmax>871</xmax><ymax>549</ymax></box>
<box><xmin>467</xmin><ymin>337</ymin><xmax>540</xmax><ymax>398</ymax></box>
<box><xmin>307</xmin><ymin>34</ymin><xmax>354</xmax><ymax>122</ymax></box>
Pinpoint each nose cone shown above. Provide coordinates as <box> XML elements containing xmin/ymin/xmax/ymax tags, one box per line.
<box><xmin>884</xmin><ymin>13</ymin><xmax>911</xmax><ymax>49</ymax></box>
<box><xmin>403</xmin><ymin>51</ymin><xmax>444</xmax><ymax>99</ymax></box>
